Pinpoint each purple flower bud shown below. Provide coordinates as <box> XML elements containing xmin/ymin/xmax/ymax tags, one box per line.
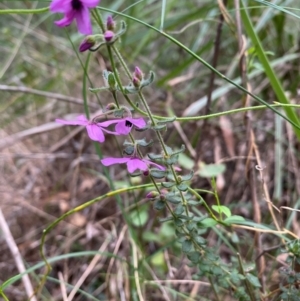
<box><xmin>143</xmin><ymin>170</ymin><xmax>149</xmax><ymax>176</ymax></box>
<box><xmin>134</xmin><ymin>66</ymin><xmax>143</xmax><ymax>81</ymax></box>
<box><xmin>146</xmin><ymin>191</ymin><xmax>159</xmax><ymax>199</ymax></box>
<box><xmin>106</xmin><ymin>15</ymin><xmax>115</xmax><ymax>30</ymax></box>
<box><xmin>79</xmin><ymin>36</ymin><xmax>95</xmax><ymax>52</ymax></box>
<box><xmin>132</xmin><ymin>76</ymin><xmax>141</xmax><ymax>88</ymax></box>
<box><xmin>104</xmin><ymin>30</ymin><xmax>114</xmax><ymax>42</ymax></box>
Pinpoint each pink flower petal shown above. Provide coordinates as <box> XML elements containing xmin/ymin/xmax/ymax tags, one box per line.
<box><xmin>75</xmin><ymin>6</ymin><xmax>92</xmax><ymax>34</ymax></box>
<box><xmin>101</xmin><ymin>157</ymin><xmax>130</xmax><ymax>166</ymax></box>
<box><xmin>127</xmin><ymin>158</ymin><xmax>148</xmax><ymax>173</ymax></box>
<box><xmin>50</xmin><ymin>0</ymin><xmax>71</xmax><ymax>12</ymax></box>
<box><xmin>126</xmin><ymin>118</ymin><xmax>146</xmax><ymax>128</ymax></box>
<box><xmin>82</xmin><ymin>0</ymin><xmax>100</xmax><ymax>7</ymax></box>
<box><xmin>54</xmin><ymin>11</ymin><xmax>75</xmax><ymax>27</ymax></box>
<box><xmin>86</xmin><ymin>124</ymin><xmax>105</xmax><ymax>142</ymax></box>
<box><xmin>97</xmin><ymin>119</ymin><xmax>120</xmax><ymax>127</ymax></box>
<box><xmin>101</xmin><ymin>128</ymin><xmax>120</xmax><ymax>135</ymax></box>
<box><xmin>115</xmin><ymin>120</ymin><xmax>132</xmax><ymax>135</ymax></box>
<box><xmin>55</xmin><ymin>115</ymin><xmax>88</xmax><ymax>126</ymax></box>
<box><xmin>144</xmin><ymin>159</ymin><xmax>165</xmax><ymax>170</ymax></box>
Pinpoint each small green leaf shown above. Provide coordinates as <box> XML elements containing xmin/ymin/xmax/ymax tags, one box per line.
<box><xmin>187</xmin><ymin>251</ymin><xmax>200</xmax><ymax>263</ymax></box>
<box><xmin>194</xmin><ymin>236</ymin><xmax>206</xmax><ymax>246</ymax></box>
<box><xmin>246</xmin><ymin>274</ymin><xmax>261</xmax><ymax>288</ymax></box>
<box><xmin>224</xmin><ymin>215</ymin><xmax>245</xmax><ymax>225</ymax></box>
<box><xmin>212</xmin><ymin>205</ymin><xmax>231</xmax><ymax>217</ymax></box>
<box><xmin>154</xmin><ymin>200</ymin><xmax>165</xmax><ymax>211</ymax></box>
<box><xmin>165</xmin><ymin>196</ymin><xmax>181</xmax><ymax>204</ymax></box>
<box><xmin>199</xmin><ymin>218</ymin><xmax>217</xmax><ymax>228</ymax></box>
<box><xmin>174</xmin><ymin>218</ymin><xmax>183</xmax><ymax>227</ymax></box>
<box><xmin>181</xmin><ymin>171</ymin><xmax>194</xmax><ymax>181</ymax></box>
<box><xmin>136</xmin><ymin>139</ymin><xmax>153</xmax><ymax>147</ymax></box>
<box><xmin>182</xmin><ymin>239</ymin><xmax>193</xmax><ymax>253</ymax></box>
<box><xmin>129</xmin><ymin>209</ymin><xmax>148</xmax><ymax>227</ymax></box>
<box><xmin>174</xmin><ymin>205</ymin><xmax>184</xmax><ymax>215</ymax></box>
<box><xmin>161</xmin><ymin>181</ymin><xmax>176</xmax><ymax>188</ymax></box>
<box><xmin>176</xmin><ymin>182</ymin><xmax>188</xmax><ymax>191</ymax></box>
<box><xmin>178</xmin><ymin>153</ymin><xmax>194</xmax><ymax>169</ymax></box>
<box><xmin>150</xmin><ymin>251</ymin><xmax>165</xmax><ymax>267</ymax></box>
<box><xmin>142</xmin><ymin>231</ymin><xmax>159</xmax><ymax>242</ymax></box>
<box><xmin>150</xmin><ymin>169</ymin><xmax>167</xmax><ymax>179</ymax></box>
<box><xmin>198</xmin><ymin>163</ymin><xmax>226</xmax><ymax>178</ymax></box>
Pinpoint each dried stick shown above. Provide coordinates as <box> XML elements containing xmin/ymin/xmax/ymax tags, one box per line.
<box><xmin>58</xmin><ymin>272</ymin><xmax>68</xmax><ymax>301</ymax></box>
<box><xmin>0</xmin><ymin>209</ymin><xmax>37</xmax><ymax>301</ymax></box>
<box><xmin>0</xmin><ymin>85</ymin><xmax>98</xmax><ymax>108</ymax></box>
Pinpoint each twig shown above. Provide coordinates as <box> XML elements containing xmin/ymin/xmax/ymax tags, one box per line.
<box><xmin>0</xmin><ymin>209</ymin><xmax>37</xmax><ymax>301</ymax></box>
<box><xmin>0</xmin><ymin>85</ymin><xmax>98</xmax><ymax>109</ymax></box>
<box><xmin>105</xmin><ymin>225</ymin><xmax>128</xmax><ymax>288</ymax></box>
<box><xmin>58</xmin><ymin>272</ymin><xmax>68</xmax><ymax>301</ymax></box>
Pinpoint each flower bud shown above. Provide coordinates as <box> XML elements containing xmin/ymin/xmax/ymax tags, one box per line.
<box><xmin>105</xmin><ymin>103</ymin><xmax>117</xmax><ymax>110</ymax></box>
<box><xmin>132</xmin><ymin>76</ymin><xmax>141</xmax><ymax>88</ymax></box>
<box><xmin>104</xmin><ymin>30</ymin><xmax>114</xmax><ymax>42</ymax></box>
<box><xmin>79</xmin><ymin>36</ymin><xmax>95</xmax><ymax>52</ymax></box>
<box><xmin>146</xmin><ymin>191</ymin><xmax>159</xmax><ymax>199</ymax></box>
<box><xmin>143</xmin><ymin>170</ymin><xmax>149</xmax><ymax>176</ymax></box>
<box><xmin>106</xmin><ymin>16</ymin><xmax>115</xmax><ymax>31</ymax></box>
<box><xmin>134</xmin><ymin>66</ymin><xmax>143</xmax><ymax>81</ymax></box>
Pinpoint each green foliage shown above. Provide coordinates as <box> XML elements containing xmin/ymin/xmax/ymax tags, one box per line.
<box><xmin>198</xmin><ymin>163</ymin><xmax>226</xmax><ymax>178</ymax></box>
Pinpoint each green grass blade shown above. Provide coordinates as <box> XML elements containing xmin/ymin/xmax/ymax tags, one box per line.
<box><xmin>241</xmin><ymin>1</ymin><xmax>300</xmax><ymax>140</ymax></box>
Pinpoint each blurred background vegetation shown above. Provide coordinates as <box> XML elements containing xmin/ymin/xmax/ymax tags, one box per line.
<box><xmin>1</xmin><ymin>0</ymin><xmax>300</xmax><ymax>300</ymax></box>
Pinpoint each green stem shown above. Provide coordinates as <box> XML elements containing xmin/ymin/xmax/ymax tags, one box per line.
<box><xmin>188</xmin><ymin>188</ymin><xmax>218</xmax><ymax>220</ymax></box>
<box><xmin>92</xmin><ymin>8</ymin><xmax>105</xmax><ymax>32</ymax></box>
<box><xmin>237</xmin><ymin>253</ymin><xmax>257</xmax><ymax>301</ymax></box>
<box><xmin>0</xmin><ymin>7</ymin><xmax>49</xmax><ymax>14</ymax></box>
<box><xmin>0</xmin><ymin>290</ymin><xmax>9</xmax><ymax>301</ymax></box>
<box><xmin>112</xmin><ymin>46</ymin><xmax>133</xmax><ymax>80</ymax></box>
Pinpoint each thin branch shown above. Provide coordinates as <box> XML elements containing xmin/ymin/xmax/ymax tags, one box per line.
<box><xmin>0</xmin><ymin>209</ymin><xmax>37</xmax><ymax>301</ymax></box>
<box><xmin>0</xmin><ymin>85</ymin><xmax>98</xmax><ymax>108</ymax></box>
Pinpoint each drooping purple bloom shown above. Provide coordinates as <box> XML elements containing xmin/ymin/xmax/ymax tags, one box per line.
<box><xmin>56</xmin><ymin>115</ymin><xmax>118</xmax><ymax>143</ymax></box>
<box><xmin>99</xmin><ymin>117</ymin><xmax>146</xmax><ymax>135</ymax></box>
<box><xmin>101</xmin><ymin>157</ymin><xmax>165</xmax><ymax>173</ymax></box>
<box><xmin>50</xmin><ymin>0</ymin><xmax>100</xmax><ymax>35</ymax></box>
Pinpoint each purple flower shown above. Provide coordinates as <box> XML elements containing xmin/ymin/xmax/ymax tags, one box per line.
<box><xmin>100</xmin><ymin>117</ymin><xmax>146</xmax><ymax>135</ymax></box>
<box><xmin>55</xmin><ymin>115</ymin><xmax>118</xmax><ymax>143</ymax></box>
<box><xmin>101</xmin><ymin>157</ymin><xmax>165</xmax><ymax>173</ymax></box>
<box><xmin>50</xmin><ymin>0</ymin><xmax>100</xmax><ymax>35</ymax></box>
